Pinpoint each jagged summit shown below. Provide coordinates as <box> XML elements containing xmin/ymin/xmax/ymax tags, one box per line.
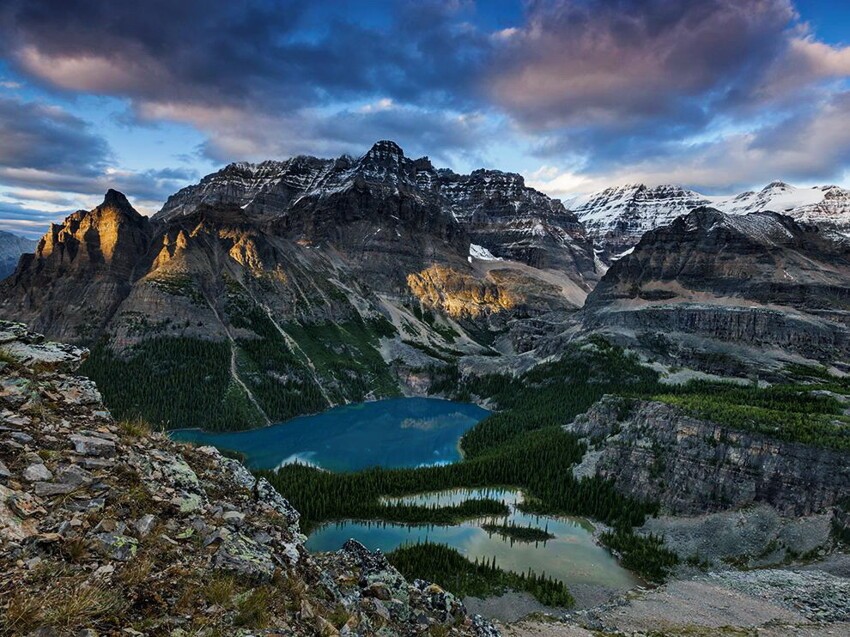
<box><xmin>151</xmin><ymin>140</ymin><xmax>597</xmax><ymax>280</ymax></box>
<box><xmin>102</xmin><ymin>188</ymin><xmax>134</xmax><ymax>210</ymax></box>
<box><xmin>364</xmin><ymin>139</ymin><xmax>405</xmax><ymax>159</ymax></box>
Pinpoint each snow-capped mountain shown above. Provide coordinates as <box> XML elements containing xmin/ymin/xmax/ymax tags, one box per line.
<box><xmin>570</xmin><ymin>181</ymin><xmax>850</xmax><ymax>260</ymax></box>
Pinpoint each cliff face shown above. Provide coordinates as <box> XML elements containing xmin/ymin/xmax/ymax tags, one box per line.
<box><xmin>566</xmin><ymin>396</ymin><xmax>850</xmax><ymax>517</ymax></box>
<box><xmin>580</xmin><ymin>208</ymin><xmax>850</xmax><ymax>367</ymax></box>
<box><xmin>0</xmin><ymin>322</ymin><xmax>498</xmax><ymax>636</ymax></box>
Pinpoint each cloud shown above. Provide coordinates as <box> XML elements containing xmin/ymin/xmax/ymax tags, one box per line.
<box><xmin>488</xmin><ymin>0</ymin><xmax>798</xmax><ymax>130</ymax></box>
<box><xmin>0</xmin><ymin>200</ymin><xmax>66</xmax><ymax>237</ymax></box>
<box><xmin>0</xmin><ymin>0</ymin><xmax>848</xmax><ymax>196</ymax></box>
<box><xmin>483</xmin><ymin>0</ymin><xmax>850</xmax><ymax>189</ymax></box>
<box><xmin>0</xmin><ymin>97</ymin><xmax>109</xmax><ymax>177</ymax></box>
<box><xmin>533</xmin><ymin>90</ymin><xmax>850</xmax><ymax>196</ymax></box>
<box><xmin>0</xmin><ymin>1</ymin><xmax>496</xmax><ymax>162</ymax></box>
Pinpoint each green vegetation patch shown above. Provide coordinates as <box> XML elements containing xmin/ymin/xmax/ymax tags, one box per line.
<box><xmin>80</xmin><ymin>338</ymin><xmax>263</xmax><ymax>431</ymax></box>
<box><xmin>388</xmin><ymin>542</ymin><xmax>574</xmax><ymax>607</ymax></box>
<box><xmin>653</xmin><ymin>381</ymin><xmax>850</xmax><ymax>451</ymax></box>
<box><xmin>434</xmin><ymin>338</ymin><xmax>660</xmax><ymax>458</ymax></box>
<box><xmin>284</xmin><ymin>317</ymin><xmax>401</xmax><ymax>402</ymax></box>
<box><xmin>146</xmin><ymin>273</ymin><xmax>205</xmax><ymax>305</ymax></box>
<box><xmin>600</xmin><ymin>529</ymin><xmax>679</xmax><ymax>582</ymax></box>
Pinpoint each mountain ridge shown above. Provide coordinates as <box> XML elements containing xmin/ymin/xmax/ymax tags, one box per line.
<box><xmin>570</xmin><ymin>180</ymin><xmax>850</xmax><ymax>259</ymax></box>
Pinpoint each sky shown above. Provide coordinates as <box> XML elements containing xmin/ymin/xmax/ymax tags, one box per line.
<box><xmin>0</xmin><ymin>0</ymin><xmax>849</xmax><ymax>238</ymax></box>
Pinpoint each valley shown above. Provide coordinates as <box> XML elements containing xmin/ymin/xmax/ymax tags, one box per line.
<box><xmin>1</xmin><ymin>140</ymin><xmax>849</xmax><ymax>635</ymax></box>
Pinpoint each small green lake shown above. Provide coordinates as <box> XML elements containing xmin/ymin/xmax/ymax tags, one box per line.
<box><xmin>170</xmin><ymin>397</ymin><xmax>490</xmax><ymax>471</ymax></box>
<box><xmin>306</xmin><ymin>488</ymin><xmax>642</xmax><ymax>594</ymax></box>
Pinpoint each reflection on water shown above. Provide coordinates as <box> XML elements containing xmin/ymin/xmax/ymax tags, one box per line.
<box><xmin>306</xmin><ymin>488</ymin><xmax>642</xmax><ymax>591</ymax></box>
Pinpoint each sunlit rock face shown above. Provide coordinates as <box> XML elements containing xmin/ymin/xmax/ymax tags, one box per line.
<box><xmin>407</xmin><ymin>265</ymin><xmax>518</xmax><ymax>319</ymax></box>
<box><xmin>0</xmin><ymin>190</ymin><xmax>153</xmax><ymax>340</ymax></box>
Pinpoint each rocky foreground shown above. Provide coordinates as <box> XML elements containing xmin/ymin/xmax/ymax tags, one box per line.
<box><xmin>0</xmin><ymin>321</ymin><xmax>498</xmax><ymax>636</ymax></box>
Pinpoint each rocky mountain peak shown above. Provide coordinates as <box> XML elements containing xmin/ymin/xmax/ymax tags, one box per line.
<box><xmin>364</xmin><ymin>139</ymin><xmax>405</xmax><ymax>161</ymax></box>
<box><xmin>101</xmin><ymin>188</ymin><xmax>135</xmax><ymax>213</ymax></box>
<box><xmin>764</xmin><ymin>180</ymin><xmax>792</xmax><ymax>191</ymax></box>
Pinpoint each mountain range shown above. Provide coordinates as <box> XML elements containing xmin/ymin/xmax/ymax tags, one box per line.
<box><xmin>1</xmin><ymin>140</ymin><xmax>849</xmax><ymax>428</ymax></box>
<box><xmin>0</xmin><ymin>230</ymin><xmax>37</xmax><ymax>279</ymax></box>
<box><xmin>569</xmin><ymin>181</ymin><xmax>850</xmax><ymax>260</ymax></box>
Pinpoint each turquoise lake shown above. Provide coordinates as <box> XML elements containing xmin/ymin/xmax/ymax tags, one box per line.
<box><xmin>170</xmin><ymin>397</ymin><xmax>490</xmax><ymax>471</ymax></box>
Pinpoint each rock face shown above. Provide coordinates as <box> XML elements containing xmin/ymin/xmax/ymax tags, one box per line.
<box><xmin>580</xmin><ymin>208</ymin><xmax>850</xmax><ymax>366</ymax></box>
<box><xmin>572</xmin><ymin>180</ymin><xmax>850</xmax><ymax>259</ymax></box>
<box><xmin>0</xmin><ymin>321</ymin><xmax>498</xmax><ymax>636</ymax></box>
<box><xmin>157</xmin><ymin>141</ymin><xmax>597</xmax><ymax>288</ymax></box>
<box><xmin>566</xmin><ymin>395</ymin><xmax>850</xmax><ymax>517</ymax></box>
<box><xmin>0</xmin><ymin>230</ymin><xmax>37</xmax><ymax>280</ymax></box>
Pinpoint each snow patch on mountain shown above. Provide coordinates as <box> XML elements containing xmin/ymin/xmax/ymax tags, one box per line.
<box><xmin>468</xmin><ymin>243</ymin><xmax>501</xmax><ymax>262</ymax></box>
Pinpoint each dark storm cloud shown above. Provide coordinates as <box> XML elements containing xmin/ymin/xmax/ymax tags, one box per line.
<box><xmin>0</xmin><ymin>1</ymin><xmax>487</xmax><ymax>113</ymax></box>
<box><xmin>0</xmin><ymin>0</ymin><xmax>496</xmax><ymax>161</ymax></box>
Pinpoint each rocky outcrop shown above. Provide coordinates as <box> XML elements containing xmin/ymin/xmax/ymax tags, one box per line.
<box><xmin>0</xmin><ymin>321</ymin><xmax>498</xmax><ymax>636</ymax></box>
<box><xmin>566</xmin><ymin>396</ymin><xmax>850</xmax><ymax>517</ymax></box>
<box><xmin>579</xmin><ymin>208</ymin><xmax>850</xmax><ymax>366</ymax></box>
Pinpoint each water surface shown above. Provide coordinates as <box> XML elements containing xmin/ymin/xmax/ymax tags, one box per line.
<box><xmin>170</xmin><ymin>397</ymin><xmax>489</xmax><ymax>471</ymax></box>
<box><xmin>306</xmin><ymin>488</ymin><xmax>642</xmax><ymax>592</ymax></box>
